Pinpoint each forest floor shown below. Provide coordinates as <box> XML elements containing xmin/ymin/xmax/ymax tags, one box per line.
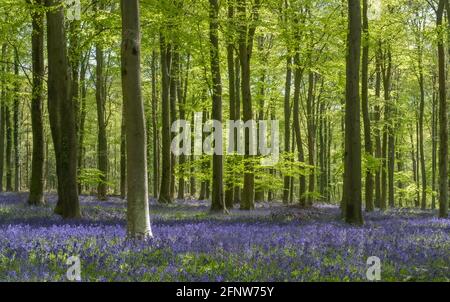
<box><xmin>0</xmin><ymin>192</ymin><xmax>448</xmax><ymax>282</ymax></box>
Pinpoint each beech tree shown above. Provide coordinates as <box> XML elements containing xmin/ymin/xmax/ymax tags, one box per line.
<box><xmin>342</xmin><ymin>0</ymin><xmax>363</xmax><ymax>225</ymax></box>
<box><xmin>28</xmin><ymin>0</ymin><xmax>45</xmax><ymax>206</ymax></box>
<box><xmin>437</xmin><ymin>0</ymin><xmax>448</xmax><ymax>218</ymax></box>
<box><xmin>46</xmin><ymin>0</ymin><xmax>80</xmax><ymax>218</ymax></box>
<box><xmin>120</xmin><ymin>0</ymin><xmax>152</xmax><ymax>238</ymax></box>
<box><xmin>209</xmin><ymin>0</ymin><xmax>225</xmax><ymax>212</ymax></box>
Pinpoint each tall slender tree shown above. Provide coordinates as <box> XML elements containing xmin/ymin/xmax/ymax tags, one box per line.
<box><xmin>158</xmin><ymin>33</ymin><xmax>172</xmax><ymax>204</ymax></box>
<box><xmin>151</xmin><ymin>50</ymin><xmax>160</xmax><ymax>198</ymax></box>
<box><xmin>361</xmin><ymin>0</ymin><xmax>374</xmax><ymax>211</ymax></box>
<box><xmin>95</xmin><ymin>0</ymin><xmax>108</xmax><ymax>201</ymax></box>
<box><xmin>237</xmin><ymin>0</ymin><xmax>261</xmax><ymax>210</ymax></box>
<box><xmin>437</xmin><ymin>0</ymin><xmax>448</xmax><ymax>218</ymax></box>
<box><xmin>342</xmin><ymin>0</ymin><xmax>363</xmax><ymax>225</ymax></box>
<box><xmin>209</xmin><ymin>0</ymin><xmax>225</xmax><ymax>212</ymax></box>
<box><xmin>225</xmin><ymin>0</ymin><xmax>236</xmax><ymax>208</ymax></box>
<box><xmin>0</xmin><ymin>44</ymin><xmax>5</xmax><ymax>193</ymax></box>
<box><xmin>28</xmin><ymin>0</ymin><xmax>45</xmax><ymax>205</ymax></box>
<box><xmin>13</xmin><ymin>52</ymin><xmax>20</xmax><ymax>192</ymax></box>
<box><xmin>120</xmin><ymin>0</ymin><xmax>152</xmax><ymax>238</ymax></box>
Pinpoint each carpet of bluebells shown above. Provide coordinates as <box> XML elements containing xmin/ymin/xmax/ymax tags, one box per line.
<box><xmin>0</xmin><ymin>192</ymin><xmax>448</xmax><ymax>282</ymax></box>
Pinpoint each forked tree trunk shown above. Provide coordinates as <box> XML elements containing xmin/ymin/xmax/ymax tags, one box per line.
<box><xmin>46</xmin><ymin>0</ymin><xmax>80</xmax><ymax>218</ymax></box>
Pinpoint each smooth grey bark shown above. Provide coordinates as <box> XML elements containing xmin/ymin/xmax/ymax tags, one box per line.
<box><xmin>120</xmin><ymin>0</ymin><xmax>152</xmax><ymax>238</ymax></box>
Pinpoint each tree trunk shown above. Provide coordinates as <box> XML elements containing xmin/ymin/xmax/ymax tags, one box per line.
<box><xmin>177</xmin><ymin>54</ymin><xmax>189</xmax><ymax>200</ymax></box>
<box><xmin>283</xmin><ymin>56</ymin><xmax>292</xmax><ymax>204</ymax></box>
<box><xmin>5</xmin><ymin>83</ymin><xmax>12</xmax><ymax>192</ymax></box>
<box><xmin>28</xmin><ymin>0</ymin><xmax>45</xmax><ymax>205</ymax></box>
<box><xmin>225</xmin><ymin>0</ymin><xmax>236</xmax><ymax>208</ymax></box>
<box><xmin>342</xmin><ymin>0</ymin><xmax>363</xmax><ymax>225</ymax></box>
<box><xmin>0</xmin><ymin>44</ymin><xmax>5</xmax><ymax>193</ymax></box>
<box><xmin>120</xmin><ymin>101</ymin><xmax>126</xmax><ymax>199</ymax></box>
<box><xmin>77</xmin><ymin>52</ymin><xmax>88</xmax><ymax>194</ymax></box>
<box><xmin>306</xmin><ymin>71</ymin><xmax>315</xmax><ymax>206</ymax></box>
<box><xmin>361</xmin><ymin>0</ymin><xmax>373</xmax><ymax>212</ymax></box>
<box><xmin>151</xmin><ymin>51</ymin><xmax>160</xmax><ymax>199</ymax></box>
<box><xmin>418</xmin><ymin>54</ymin><xmax>426</xmax><ymax>209</ymax></box>
<box><xmin>437</xmin><ymin>0</ymin><xmax>448</xmax><ymax>218</ymax></box>
<box><xmin>96</xmin><ymin>38</ymin><xmax>108</xmax><ymax>201</ymax></box>
<box><xmin>189</xmin><ymin>113</ymin><xmax>196</xmax><ymax>197</ymax></box>
<box><xmin>94</xmin><ymin>2</ymin><xmax>108</xmax><ymax>201</ymax></box>
<box><xmin>380</xmin><ymin>46</ymin><xmax>392</xmax><ymax>211</ymax></box>
<box><xmin>292</xmin><ymin>28</ymin><xmax>306</xmax><ymax>206</ymax></box>
<box><xmin>237</xmin><ymin>0</ymin><xmax>260</xmax><ymax>210</ymax></box>
<box><xmin>209</xmin><ymin>0</ymin><xmax>225</xmax><ymax>212</ymax></box>
<box><xmin>120</xmin><ymin>0</ymin><xmax>152</xmax><ymax>238</ymax></box>
<box><xmin>46</xmin><ymin>0</ymin><xmax>80</xmax><ymax>218</ymax></box>
<box><xmin>169</xmin><ymin>48</ymin><xmax>178</xmax><ymax>199</ymax></box>
<box><xmin>13</xmin><ymin>53</ymin><xmax>20</xmax><ymax>192</ymax></box>
<box><xmin>431</xmin><ymin>75</ymin><xmax>437</xmax><ymax>210</ymax></box>
<box><xmin>158</xmin><ymin>33</ymin><xmax>172</xmax><ymax>204</ymax></box>
<box><xmin>374</xmin><ymin>43</ymin><xmax>382</xmax><ymax>209</ymax></box>
<box><xmin>233</xmin><ymin>54</ymin><xmax>241</xmax><ymax>204</ymax></box>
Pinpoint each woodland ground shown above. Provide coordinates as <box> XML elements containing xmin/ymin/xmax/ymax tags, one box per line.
<box><xmin>0</xmin><ymin>193</ymin><xmax>448</xmax><ymax>282</ymax></box>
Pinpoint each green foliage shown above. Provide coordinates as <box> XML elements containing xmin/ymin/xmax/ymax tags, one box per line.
<box><xmin>78</xmin><ymin>168</ymin><xmax>112</xmax><ymax>188</ymax></box>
